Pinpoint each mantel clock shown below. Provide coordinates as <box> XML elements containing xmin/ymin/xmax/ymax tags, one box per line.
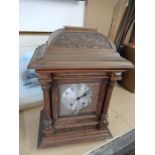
<box><xmin>28</xmin><ymin>26</ymin><xmax>133</xmax><ymax>148</ymax></box>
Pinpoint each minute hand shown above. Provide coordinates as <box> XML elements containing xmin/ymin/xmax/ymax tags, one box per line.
<box><xmin>76</xmin><ymin>90</ymin><xmax>90</xmax><ymax>100</ymax></box>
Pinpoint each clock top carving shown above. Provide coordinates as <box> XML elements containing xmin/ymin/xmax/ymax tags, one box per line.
<box><xmin>51</xmin><ymin>32</ymin><xmax>112</xmax><ymax>49</ymax></box>
<box><xmin>47</xmin><ymin>26</ymin><xmax>112</xmax><ymax>49</ymax></box>
<box><xmin>28</xmin><ymin>26</ymin><xmax>133</xmax><ymax>70</ymax></box>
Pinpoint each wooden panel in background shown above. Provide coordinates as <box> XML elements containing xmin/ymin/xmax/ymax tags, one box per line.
<box><xmin>84</xmin><ymin>0</ymin><xmax>128</xmax><ymax>41</ymax></box>
<box><xmin>84</xmin><ymin>0</ymin><xmax>116</xmax><ymax>36</ymax></box>
<box><xmin>109</xmin><ymin>0</ymin><xmax>128</xmax><ymax>41</ymax></box>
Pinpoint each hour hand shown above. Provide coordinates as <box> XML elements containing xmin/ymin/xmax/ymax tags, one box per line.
<box><xmin>76</xmin><ymin>90</ymin><xmax>90</xmax><ymax>100</ymax></box>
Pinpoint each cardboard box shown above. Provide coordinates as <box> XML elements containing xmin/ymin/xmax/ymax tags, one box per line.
<box><xmin>120</xmin><ymin>44</ymin><xmax>135</xmax><ymax>93</ymax></box>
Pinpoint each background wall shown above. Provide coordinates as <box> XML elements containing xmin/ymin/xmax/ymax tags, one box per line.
<box><xmin>84</xmin><ymin>0</ymin><xmax>116</xmax><ymax>36</ymax></box>
<box><xmin>84</xmin><ymin>0</ymin><xmax>128</xmax><ymax>40</ymax></box>
<box><xmin>19</xmin><ymin>33</ymin><xmax>49</xmax><ymax>46</ymax></box>
<box><xmin>19</xmin><ymin>0</ymin><xmax>85</xmax><ymax>32</ymax></box>
<box><xmin>19</xmin><ymin>0</ymin><xmax>128</xmax><ymax>46</ymax></box>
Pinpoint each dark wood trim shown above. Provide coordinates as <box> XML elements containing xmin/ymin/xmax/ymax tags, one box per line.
<box><xmin>19</xmin><ymin>31</ymin><xmax>51</xmax><ymax>35</ymax></box>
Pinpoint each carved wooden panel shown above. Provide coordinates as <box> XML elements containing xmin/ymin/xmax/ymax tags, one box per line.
<box><xmin>53</xmin><ymin>32</ymin><xmax>112</xmax><ymax>49</ymax></box>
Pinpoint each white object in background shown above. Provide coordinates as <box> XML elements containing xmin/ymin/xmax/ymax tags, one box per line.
<box><xmin>19</xmin><ymin>0</ymin><xmax>85</xmax><ymax>32</ymax></box>
<box><xmin>19</xmin><ymin>46</ymin><xmax>43</xmax><ymax>106</ymax></box>
<box><xmin>19</xmin><ymin>34</ymin><xmax>49</xmax><ymax>46</ymax></box>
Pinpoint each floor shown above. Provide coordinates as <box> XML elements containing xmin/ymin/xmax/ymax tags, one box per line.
<box><xmin>19</xmin><ymin>85</ymin><xmax>135</xmax><ymax>155</ymax></box>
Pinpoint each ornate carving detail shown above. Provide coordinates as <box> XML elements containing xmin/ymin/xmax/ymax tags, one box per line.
<box><xmin>43</xmin><ymin>118</ymin><xmax>52</xmax><ymax>130</ymax></box>
<box><xmin>53</xmin><ymin>32</ymin><xmax>112</xmax><ymax>49</ymax></box>
<box><xmin>56</xmin><ymin>121</ymin><xmax>98</xmax><ymax>129</ymax></box>
<box><xmin>41</xmin><ymin>82</ymin><xmax>51</xmax><ymax>91</ymax></box>
<box><xmin>56</xmin><ymin>122</ymin><xmax>98</xmax><ymax>133</ymax></box>
<box><xmin>37</xmin><ymin>73</ymin><xmax>52</xmax><ymax>83</ymax></box>
<box><xmin>101</xmin><ymin>114</ymin><xmax>108</xmax><ymax>119</ymax></box>
<box><xmin>101</xmin><ymin>114</ymin><xmax>108</xmax><ymax>124</ymax></box>
<box><xmin>98</xmin><ymin>114</ymin><xmax>109</xmax><ymax>129</ymax></box>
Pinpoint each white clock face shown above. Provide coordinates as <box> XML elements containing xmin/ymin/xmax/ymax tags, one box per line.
<box><xmin>61</xmin><ymin>84</ymin><xmax>92</xmax><ymax>115</ymax></box>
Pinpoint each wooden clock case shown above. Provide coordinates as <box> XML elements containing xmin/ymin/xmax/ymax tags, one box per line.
<box><xmin>28</xmin><ymin>27</ymin><xmax>133</xmax><ymax>148</ymax></box>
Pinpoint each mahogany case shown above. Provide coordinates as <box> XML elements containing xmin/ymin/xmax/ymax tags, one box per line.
<box><xmin>28</xmin><ymin>26</ymin><xmax>133</xmax><ymax>148</ymax></box>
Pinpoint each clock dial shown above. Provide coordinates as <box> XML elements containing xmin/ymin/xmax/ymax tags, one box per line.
<box><xmin>59</xmin><ymin>82</ymin><xmax>100</xmax><ymax>116</ymax></box>
<box><xmin>61</xmin><ymin>84</ymin><xmax>92</xmax><ymax>115</ymax></box>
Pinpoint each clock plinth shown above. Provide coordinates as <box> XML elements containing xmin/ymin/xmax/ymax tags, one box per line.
<box><xmin>28</xmin><ymin>27</ymin><xmax>133</xmax><ymax>148</ymax></box>
<box><xmin>38</xmin><ymin>110</ymin><xmax>112</xmax><ymax>148</ymax></box>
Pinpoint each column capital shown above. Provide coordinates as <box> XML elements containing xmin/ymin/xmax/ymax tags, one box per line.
<box><xmin>110</xmin><ymin>72</ymin><xmax>122</xmax><ymax>82</ymax></box>
<box><xmin>37</xmin><ymin>72</ymin><xmax>52</xmax><ymax>82</ymax></box>
<box><xmin>40</xmin><ymin>81</ymin><xmax>51</xmax><ymax>91</ymax></box>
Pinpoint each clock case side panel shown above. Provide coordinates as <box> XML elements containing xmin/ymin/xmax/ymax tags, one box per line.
<box><xmin>51</xmin><ymin>74</ymin><xmax>109</xmax><ymax>132</ymax></box>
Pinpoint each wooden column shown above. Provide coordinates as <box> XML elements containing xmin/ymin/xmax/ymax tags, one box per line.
<box><xmin>99</xmin><ymin>72</ymin><xmax>122</xmax><ymax>129</ymax></box>
<box><xmin>38</xmin><ymin>72</ymin><xmax>54</xmax><ymax>137</ymax></box>
<box><xmin>41</xmin><ymin>82</ymin><xmax>52</xmax><ymax>127</ymax></box>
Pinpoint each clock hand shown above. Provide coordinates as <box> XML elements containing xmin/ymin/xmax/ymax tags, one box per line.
<box><xmin>76</xmin><ymin>90</ymin><xmax>90</xmax><ymax>100</ymax></box>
